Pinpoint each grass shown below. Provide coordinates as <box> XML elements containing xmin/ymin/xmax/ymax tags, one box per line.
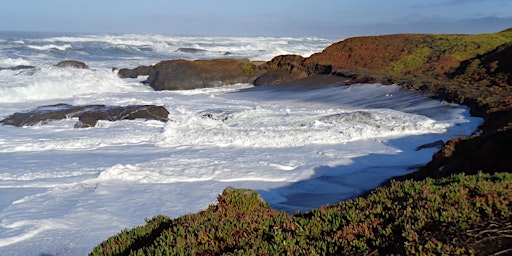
<box><xmin>90</xmin><ymin>172</ymin><xmax>512</xmax><ymax>255</ymax></box>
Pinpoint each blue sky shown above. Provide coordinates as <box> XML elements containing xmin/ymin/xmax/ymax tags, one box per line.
<box><xmin>1</xmin><ymin>0</ymin><xmax>511</xmax><ymax>37</ymax></box>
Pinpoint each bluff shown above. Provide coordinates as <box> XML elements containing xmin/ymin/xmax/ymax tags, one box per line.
<box><xmin>303</xmin><ymin>30</ymin><xmax>512</xmax><ymax>180</ymax></box>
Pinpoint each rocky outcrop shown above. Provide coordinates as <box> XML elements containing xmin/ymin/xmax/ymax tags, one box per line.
<box><xmin>0</xmin><ymin>104</ymin><xmax>169</xmax><ymax>128</ymax></box>
<box><xmin>253</xmin><ymin>55</ymin><xmax>308</xmax><ymax>86</ymax></box>
<box><xmin>175</xmin><ymin>47</ymin><xmax>207</xmax><ymax>54</ymax></box>
<box><xmin>116</xmin><ymin>55</ymin><xmax>333</xmax><ymax>89</ymax></box>
<box><xmin>55</xmin><ymin>60</ymin><xmax>89</xmax><ymax>69</ymax></box>
<box><xmin>146</xmin><ymin>58</ymin><xmax>265</xmax><ymax>90</ymax></box>
<box><xmin>253</xmin><ymin>54</ymin><xmax>332</xmax><ymax>86</ymax></box>
<box><xmin>117</xmin><ymin>65</ymin><xmax>155</xmax><ymax>79</ymax></box>
<box><xmin>0</xmin><ymin>65</ymin><xmax>36</xmax><ymax>71</ymax></box>
<box><xmin>306</xmin><ymin>32</ymin><xmax>512</xmax><ymax>78</ymax></box>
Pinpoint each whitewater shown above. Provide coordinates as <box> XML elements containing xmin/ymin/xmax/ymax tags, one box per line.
<box><xmin>0</xmin><ymin>31</ymin><xmax>481</xmax><ymax>255</ymax></box>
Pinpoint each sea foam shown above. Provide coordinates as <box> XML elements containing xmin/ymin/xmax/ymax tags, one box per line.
<box><xmin>0</xmin><ymin>66</ymin><xmax>150</xmax><ymax>104</ymax></box>
<box><xmin>0</xmin><ymin>32</ymin><xmax>482</xmax><ymax>256</ymax></box>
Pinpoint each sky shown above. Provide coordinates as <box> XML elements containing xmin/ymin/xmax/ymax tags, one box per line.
<box><xmin>0</xmin><ymin>0</ymin><xmax>511</xmax><ymax>37</ymax></box>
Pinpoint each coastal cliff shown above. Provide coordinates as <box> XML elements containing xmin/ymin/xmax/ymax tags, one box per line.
<box><xmin>94</xmin><ymin>29</ymin><xmax>512</xmax><ymax>255</ymax></box>
<box><xmin>272</xmin><ymin>29</ymin><xmax>512</xmax><ymax>180</ymax></box>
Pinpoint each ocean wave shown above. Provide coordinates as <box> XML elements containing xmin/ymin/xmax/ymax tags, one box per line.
<box><xmin>27</xmin><ymin>44</ymin><xmax>72</xmax><ymax>51</ymax></box>
<box><xmin>158</xmin><ymin>106</ymin><xmax>450</xmax><ymax>148</ymax></box>
<box><xmin>27</xmin><ymin>34</ymin><xmax>334</xmax><ymax>61</ymax></box>
<box><xmin>0</xmin><ymin>67</ymin><xmax>150</xmax><ymax>103</ymax></box>
<box><xmin>0</xmin><ymin>57</ymin><xmax>32</xmax><ymax>68</ymax></box>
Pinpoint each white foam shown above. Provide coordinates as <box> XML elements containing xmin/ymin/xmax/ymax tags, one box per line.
<box><xmin>27</xmin><ymin>44</ymin><xmax>72</xmax><ymax>51</ymax></box>
<box><xmin>0</xmin><ymin>58</ymin><xmax>32</xmax><ymax>68</ymax></box>
<box><xmin>0</xmin><ymin>66</ymin><xmax>151</xmax><ymax>103</ymax></box>
<box><xmin>0</xmin><ymin>32</ymin><xmax>482</xmax><ymax>255</ymax></box>
<box><xmin>159</xmin><ymin>105</ymin><xmax>449</xmax><ymax>148</ymax></box>
<box><xmin>0</xmin><ymin>119</ymin><xmax>163</xmax><ymax>153</ymax></box>
<box><xmin>0</xmin><ymin>219</ymin><xmax>67</xmax><ymax>247</ymax></box>
<box><xmin>31</xmin><ymin>34</ymin><xmax>333</xmax><ymax>61</ymax></box>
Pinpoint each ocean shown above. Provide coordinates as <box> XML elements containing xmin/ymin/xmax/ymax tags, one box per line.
<box><xmin>0</xmin><ymin>31</ymin><xmax>481</xmax><ymax>255</ymax></box>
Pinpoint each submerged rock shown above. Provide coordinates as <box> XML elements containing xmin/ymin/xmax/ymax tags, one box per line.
<box><xmin>55</xmin><ymin>60</ymin><xmax>89</xmax><ymax>69</ymax></box>
<box><xmin>0</xmin><ymin>65</ymin><xmax>37</xmax><ymax>71</ymax></box>
<box><xmin>0</xmin><ymin>104</ymin><xmax>170</xmax><ymax>128</ymax></box>
<box><xmin>117</xmin><ymin>65</ymin><xmax>155</xmax><ymax>79</ymax></box>
<box><xmin>199</xmin><ymin>109</ymin><xmax>235</xmax><ymax>122</ymax></box>
<box><xmin>415</xmin><ymin>140</ymin><xmax>444</xmax><ymax>151</ymax></box>
<box><xmin>175</xmin><ymin>47</ymin><xmax>207</xmax><ymax>54</ymax></box>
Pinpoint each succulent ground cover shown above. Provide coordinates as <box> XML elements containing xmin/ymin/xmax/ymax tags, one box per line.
<box><xmin>91</xmin><ymin>172</ymin><xmax>512</xmax><ymax>255</ymax></box>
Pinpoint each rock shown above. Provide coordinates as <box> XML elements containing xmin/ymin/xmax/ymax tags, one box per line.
<box><xmin>253</xmin><ymin>54</ymin><xmax>332</xmax><ymax>86</ymax></box>
<box><xmin>147</xmin><ymin>58</ymin><xmax>265</xmax><ymax>90</ymax></box>
<box><xmin>55</xmin><ymin>60</ymin><xmax>89</xmax><ymax>69</ymax></box>
<box><xmin>0</xmin><ymin>65</ymin><xmax>37</xmax><ymax>71</ymax></box>
<box><xmin>253</xmin><ymin>69</ymin><xmax>304</xmax><ymax>86</ymax></box>
<box><xmin>415</xmin><ymin>140</ymin><xmax>444</xmax><ymax>151</ymax></box>
<box><xmin>199</xmin><ymin>109</ymin><xmax>234</xmax><ymax>122</ymax></box>
<box><xmin>254</xmin><ymin>55</ymin><xmax>308</xmax><ymax>86</ymax></box>
<box><xmin>175</xmin><ymin>47</ymin><xmax>207</xmax><ymax>54</ymax></box>
<box><xmin>73</xmin><ymin>105</ymin><xmax>170</xmax><ymax>128</ymax></box>
<box><xmin>0</xmin><ymin>104</ymin><xmax>169</xmax><ymax>128</ymax></box>
<box><xmin>117</xmin><ymin>65</ymin><xmax>155</xmax><ymax>79</ymax></box>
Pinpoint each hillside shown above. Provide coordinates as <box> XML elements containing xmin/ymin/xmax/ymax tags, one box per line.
<box><xmin>91</xmin><ymin>173</ymin><xmax>512</xmax><ymax>255</ymax></box>
<box><xmin>306</xmin><ymin>30</ymin><xmax>512</xmax><ymax>78</ymax></box>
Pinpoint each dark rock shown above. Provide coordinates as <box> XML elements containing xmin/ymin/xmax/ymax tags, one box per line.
<box><xmin>117</xmin><ymin>65</ymin><xmax>155</xmax><ymax>79</ymax></box>
<box><xmin>55</xmin><ymin>60</ymin><xmax>89</xmax><ymax>69</ymax></box>
<box><xmin>253</xmin><ymin>69</ymin><xmax>306</xmax><ymax>86</ymax></box>
<box><xmin>253</xmin><ymin>54</ymin><xmax>332</xmax><ymax>86</ymax></box>
<box><xmin>0</xmin><ymin>104</ymin><xmax>169</xmax><ymax>128</ymax></box>
<box><xmin>175</xmin><ymin>47</ymin><xmax>207</xmax><ymax>54</ymax></box>
<box><xmin>415</xmin><ymin>140</ymin><xmax>444</xmax><ymax>151</ymax></box>
<box><xmin>0</xmin><ymin>65</ymin><xmax>37</xmax><ymax>71</ymax></box>
<box><xmin>147</xmin><ymin>58</ymin><xmax>265</xmax><ymax>91</ymax></box>
<box><xmin>199</xmin><ymin>109</ymin><xmax>235</xmax><ymax>122</ymax></box>
<box><xmin>253</xmin><ymin>55</ymin><xmax>308</xmax><ymax>86</ymax></box>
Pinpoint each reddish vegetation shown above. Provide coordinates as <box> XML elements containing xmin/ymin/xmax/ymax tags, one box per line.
<box><xmin>306</xmin><ymin>34</ymin><xmax>419</xmax><ymax>72</ymax></box>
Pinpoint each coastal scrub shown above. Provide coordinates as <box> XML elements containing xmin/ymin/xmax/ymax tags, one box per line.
<box><xmin>91</xmin><ymin>172</ymin><xmax>512</xmax><ymax>255</ymax></box>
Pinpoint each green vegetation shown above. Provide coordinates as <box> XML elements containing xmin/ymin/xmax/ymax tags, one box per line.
<box><xmin>239</xmin><ymin>61</ymin><xmax>258</xmax><ymax>77</ymax></box>
<box><xmin>91</xmin><ymin>172</ymin><xmax>512</xmax><ymax>255</ymax></box>
<box><xmin>389</xmin><ymin>32</ymin><xmax>512</xmax><ymax>75</ymax></box>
